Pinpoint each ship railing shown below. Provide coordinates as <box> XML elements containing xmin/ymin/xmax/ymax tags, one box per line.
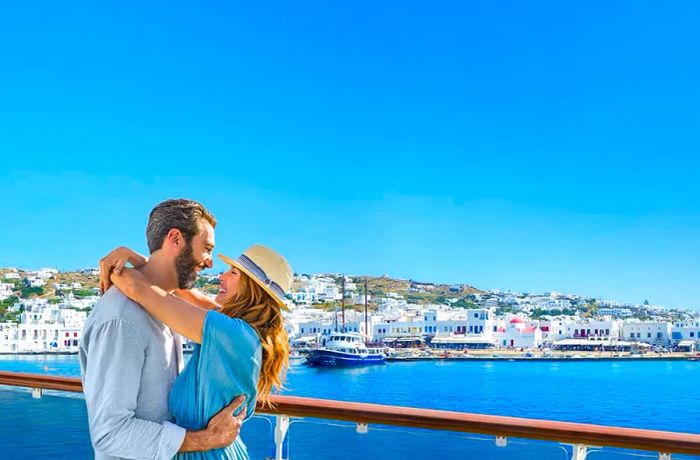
<box><xmin>1</xmin><ymin>371</ymin><xmax>699</xmax><ymax>460</ymax></box>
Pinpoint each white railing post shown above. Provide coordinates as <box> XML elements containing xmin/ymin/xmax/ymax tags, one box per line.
<box><xmin>495</xmin><ymin>436</ymin><xmax>507</xmax><ymax>447</ymax></box>
<box><xmin>659</xmin><ymin>453</ymin><xmax>672</xmax><ymax>460</ymax></box>
<box><xmin>571</xmin><ymin>444</ymin><xmax>588</xmax><ymax>460</ymax></box>
<box><xmin>32</xmin><ymin>388</ymin><xmax>42</xmax><ymax>399</ymax></box>
<box><xmin>274</xmin><ymin>415</ymin><xmax>290</xmax><ymax>460</ymax></box>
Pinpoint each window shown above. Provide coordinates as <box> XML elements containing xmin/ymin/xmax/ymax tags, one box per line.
<box><xmin>647</xmin><ymin>333</ymin><xmax>651</xmax><ymax>338</ymax></box>
<box><xmin>691</xmin><ymin>332</ymin><xmax>695</xmax><ymax>338</ymax></box>
<box><xmin>74</xmin><ymin>332</ymin><xmax>78</xmax><ymax>337</ymax></box>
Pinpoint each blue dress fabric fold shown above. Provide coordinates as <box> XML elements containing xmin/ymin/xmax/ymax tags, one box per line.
<box><xmin>170</xmin><ymin>310</ymin><xmax>262</xmax><ymax>459</ymax></box>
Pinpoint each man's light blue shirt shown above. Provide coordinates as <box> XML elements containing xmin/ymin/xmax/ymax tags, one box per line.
<box><xmin>79</xmin><ymin>287</ymin><xmax>186</xmax><ymax>460</ymax></box>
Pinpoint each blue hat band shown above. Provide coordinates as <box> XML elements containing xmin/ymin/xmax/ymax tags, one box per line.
<box><xmin>235</xmin><ymin>254</ymin><xmax>287</xmax><ymax>303</ymax></box>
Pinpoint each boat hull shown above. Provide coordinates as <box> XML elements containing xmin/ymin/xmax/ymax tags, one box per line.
<box><xmin>306</xmin><ymin>349</ymin><xmax>386</xmax><ymax>367</ymax></box>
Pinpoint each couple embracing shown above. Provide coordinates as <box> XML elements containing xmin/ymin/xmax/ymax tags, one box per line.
<box><xmin>79</xmin><ymin>199</ymin><xmax>292</xmax><ymax>459</ymax></box>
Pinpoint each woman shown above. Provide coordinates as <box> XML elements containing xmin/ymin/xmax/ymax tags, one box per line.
<box><xmin>102</xmin><ymin>244</ymin><xmax>291</xmax><ymax>459</ymax></box>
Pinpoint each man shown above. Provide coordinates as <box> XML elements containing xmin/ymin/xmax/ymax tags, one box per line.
<box><xmin>79</xmin><ymin>199</ymin><xmax>244</xmax><ymax>459</ymax></box>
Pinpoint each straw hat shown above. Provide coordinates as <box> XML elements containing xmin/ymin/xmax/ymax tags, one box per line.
<box><xmin>218</xmin><ymin>244</ymin><xmax>293</xmax><ymax>310</ymax></box>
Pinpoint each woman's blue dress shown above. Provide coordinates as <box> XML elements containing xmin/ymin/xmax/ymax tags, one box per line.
<box><xmin>170</xmin><ymin>310</ymin><xmax>262</xmax><ymax>459</ymax></box>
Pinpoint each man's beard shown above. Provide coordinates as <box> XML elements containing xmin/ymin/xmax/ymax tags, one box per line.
<box><xmin>175</xmin><ymin>241</ymin><xmax>200</xmax><ymax>289</ymax></box>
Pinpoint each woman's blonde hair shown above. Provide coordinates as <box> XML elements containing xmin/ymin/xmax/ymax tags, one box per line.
<box><xmin>219</xmin><ymin>272</ymin><xmax>289</xmax><ymax>406</ymax></box>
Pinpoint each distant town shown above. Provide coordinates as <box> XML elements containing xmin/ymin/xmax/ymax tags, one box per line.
<box><xmin>1</xmin><ymin>267</ymin><xmax>699</xmax><ymax>355</ymax></box>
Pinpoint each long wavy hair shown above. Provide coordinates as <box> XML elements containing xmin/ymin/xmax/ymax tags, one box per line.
<box><xmin>218</xmin><ymin>272</ymin><xmax>289</xmax><ymax>406</ymax></box>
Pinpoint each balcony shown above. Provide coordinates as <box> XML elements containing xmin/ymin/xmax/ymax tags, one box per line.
<box><xmin>1</xmin><ymin>371</ymin><xmax>699</xmax><ymax>459</ymax></box>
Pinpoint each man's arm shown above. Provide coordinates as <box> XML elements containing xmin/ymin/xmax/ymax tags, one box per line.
<box><xmin>83</xmin><ymin>319</ymin><xmax>246</xmax><ymax>459</ymax></box>
<box><xmin>83</xmin><ymin>319</ymin><xmax>186</xmax><ymax>459</ymax></box>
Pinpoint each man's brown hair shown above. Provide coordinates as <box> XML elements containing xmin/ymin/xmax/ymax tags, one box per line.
<box><xmin>146</xmin><ymin>199</ymin><xmax>217</xmax><ymax>254</ymax></box>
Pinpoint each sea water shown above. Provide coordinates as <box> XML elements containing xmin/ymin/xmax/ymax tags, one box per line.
<box><xmin>1</xmin><ymin>355</ymin><xmax>699</xmax><ymax>459</ymax></box>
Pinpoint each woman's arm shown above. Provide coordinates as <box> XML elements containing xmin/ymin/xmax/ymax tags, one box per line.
<box><xmin>174</xmin><ymin>288</ymin><xmax>220</xmax><ymax>311</ymax></box>
<box><xmin>111</xmin><ymin>268</ymin><xmax>207</xmax><ymax>344</ymax></box>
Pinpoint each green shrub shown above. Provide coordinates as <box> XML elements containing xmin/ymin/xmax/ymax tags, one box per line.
<box><xmin>20</xmin><ymin>287</ymin><xmax>44</xmax><ymax>298</ymax></box>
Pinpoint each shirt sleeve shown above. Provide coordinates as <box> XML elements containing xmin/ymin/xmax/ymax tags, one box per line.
<box><xmin>82</xmin><ymin>319</ymin><xmax>186</xmax><ymax>459</ymax></box>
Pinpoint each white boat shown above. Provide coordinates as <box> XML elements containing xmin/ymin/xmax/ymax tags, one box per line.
<box><xmin>306</xmin><ymin>332</ymin><xmax>386</xmax><ymax>367</ymax></box>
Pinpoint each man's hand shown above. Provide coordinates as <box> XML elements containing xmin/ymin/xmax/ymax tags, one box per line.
<box><xmin>180</xmin><ymin>395</ymin><xmax>247</xmax><ymax>452</ymax></box>
<box><xmin>205</xmin><ymin>395</ymin><xmax>248</xmax><ymax>447</ymax></box>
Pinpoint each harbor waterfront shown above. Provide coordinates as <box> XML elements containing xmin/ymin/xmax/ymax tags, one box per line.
<box><xmin>2</xmin><ymin>354</ymin><xmax>700</xmax><ymax>459</ymax></box>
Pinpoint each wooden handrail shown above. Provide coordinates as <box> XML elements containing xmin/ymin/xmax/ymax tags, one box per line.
<box><xmin>0</xmin><ymin>371</ymin><xmax>83</xmax><ymax>392</ymax></box>
<box><xmin>1</xmin><ymin>371</ymin><xmax>699</xmax><ymax>455</ymax></box>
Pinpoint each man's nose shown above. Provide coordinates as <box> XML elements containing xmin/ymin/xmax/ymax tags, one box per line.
<box><xmin>205</xmin><ymin>257</ymin><xmax>213</xmax><ymax>269</ymax></box>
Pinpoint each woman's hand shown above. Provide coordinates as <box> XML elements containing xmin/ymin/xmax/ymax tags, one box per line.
<box><xmin>99</xmin><ymin>246</ymin><xmax>148</xmax><ymax>294</ymax></box>
<box><xmin>109</xmin><ymin>267</ymin><xmax>144</xmax><ymax>299</ymax></box>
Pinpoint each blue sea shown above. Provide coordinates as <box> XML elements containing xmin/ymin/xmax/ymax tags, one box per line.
<box><xmin>1</xmin><ymin>355</ymin><xmax>699</xmax><ymax>459</ymax></box>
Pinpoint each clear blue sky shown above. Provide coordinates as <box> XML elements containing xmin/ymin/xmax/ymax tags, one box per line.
<box><xmin>1</xmin><ymin>1</ymin><xmax>699</xmax><ymax>309</ymax></box>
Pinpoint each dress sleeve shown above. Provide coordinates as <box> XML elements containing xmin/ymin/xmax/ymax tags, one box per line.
<box><xmin>200</xmin><ymin>311</ymin><xmax>262</xmax><ymax>418</ymax></box>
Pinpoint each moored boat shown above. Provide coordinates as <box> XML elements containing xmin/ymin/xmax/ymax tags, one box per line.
<box><xmin>306</xmin><ymin>332</ymin><xmax>386</xmax><ymax>367</ymax></box>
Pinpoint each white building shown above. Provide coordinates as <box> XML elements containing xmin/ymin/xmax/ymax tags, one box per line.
<box><xmin>622</xmin><ymin>321</ymin><xmax>671</xmax><ymax>346</ymax></box>
<box><xmin>0</xmin><ymin>305</ymin><xmax>87</xmax><ymax>353</ymax></box>
<box><xmin>35</xmin><ymin>268</ymin><xmax>59</xmax><ymax>279</ymax></box>
<box><xmin>0</xmin><ymin>282</ymin><xmax>15</xmax><ymax>301</ymax></box>
<box><xmin>671</xmin><ymin>320</ymin><xmax>700</xmax><ymax>345</ymax></box>
<box><xmin>295</xmin><ymin>314</ymin><xmax>380</xmax><ymax>340</ymax></box>
<box><xmin>541</xmin><ymin>318</ymin><xmax>621</xmax><ymax>342</ymax></box>
<box><xmin>373</xmin><ymin>308</ymin><xmax>497</xmax><ymax>344</ymax></box>
<box><xmin>289</xmin><ymin>275</ymin><xmax>345</xmax><ymax>304</ymax></box>
<box><xmin>2</xmin><ymin>271</ymin><xmax>21</xmax><ymax>280</ymax></box>
<box><xmin>25</xmin><ymin>277</ymin><xmax>46</xmax><ymax>288</ymax></box>
<box><xmin>598</xmin><ymin>308</ymin><xmax>633</xmax><ymax>318</ymax></box>
<box><xmin>351</xmin><ymin>293</ymin><xmax>371</xmax><ymax>305</ymax></box>
<box><xmin>493</xmin><ymin>317</ymin><xmax>542</xmax><ymax>349</ymax></box>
